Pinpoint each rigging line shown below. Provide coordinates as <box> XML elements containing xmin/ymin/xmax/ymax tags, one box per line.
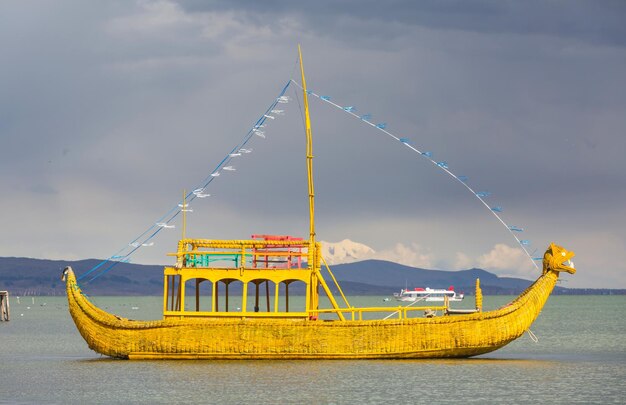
<box><xmin>179</xmin><ymin>79</ymin><xmax>292</xmax><ymax>201</ymax></box>
<box><xmin>78</xmin><ymin>205</ymin><xmax>181</xmax><ymax>282</ymax></box>
<box><xmin>184</xmin><ymin>85</ymin><xmax>291</xmax><ymax>204</ymax></box>
<box><xmin>101</xmin><ymin>82</ymin><xmax>295</xmax><ymax>274</ymax></box>
<box><xmin>85</xmin><ymin>208</ymin><xmax>183</xmax><ymax>283</ymax></box>
<box><xmin>382</xmin><ymin>294</ymin><xmax>430</xmax><ymax>320</ymax></box>
<box><xmin>87</xmin><ymin>221</ymin><xmax>168</xmax><ymax>283</ymax></box>
<box><xmin>86</xmin><ymin>246</ymin><xmax>140</xmax><ymax>283</ymax></box>
<box><xmin>78</xmin><ymin>80</ymin><xmax>294</xmax><ymax>282</ymax></box>
<box><xmin>290</xmin><ymin>52</ymin><xmax>301</xmax><ymax>85</ymax></box>
<box><xmin>290</xmin><ymin>80</ymin><xmax>538</xmax><ymax>270</ymax></box>
<box><xmin>77</xmin><ymin>205</ymin><xmax>178</xmax><ymax>283</ymax></box>
<box><xmin>526</xmin><ymin>329</ymin><xmax>539</xmax><ymax>343</ymax></box>
<box><xmin>291</xmin><ymin>83</ymin><xmax>307</xmax><ymax>138</ymax></box>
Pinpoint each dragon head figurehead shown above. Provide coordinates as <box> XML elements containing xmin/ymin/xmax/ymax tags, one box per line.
<box><xmin>542</xmin><ymin>243</ymin><xmax>576</xmax><ymax>275</ymax></box>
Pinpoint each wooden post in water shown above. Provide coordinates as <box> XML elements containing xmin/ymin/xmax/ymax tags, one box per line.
<box><xmin>0</xmin><ymin>291</ymin><xmax>9</xmax><ymax>321</ymax></box>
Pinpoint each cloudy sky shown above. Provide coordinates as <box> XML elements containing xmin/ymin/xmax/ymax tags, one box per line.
<box><xmin>1</xmin><ymin>1</ymin><xmax>625</xmax><ymax>288</ymax></box>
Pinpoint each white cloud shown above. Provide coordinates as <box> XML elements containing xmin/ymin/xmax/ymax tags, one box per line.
<box><xmin>476</xmin><ymin>243</ymin><xmax>536</xmax><ymax>278</ymax></box>
<box><xmin>321</xmin><ymin>239</ymin><xmax>435</xmax><ymax>269</ymax></box>
<box><xmin>372</xmin><ymin>242</ymin><xmax>435</xmax><ymax>269</ymax></box>
<box><xmin>322</xmin><ymin>240</ymin><xmax>539</xmax><ymax>276</ymax></box>
<box><xmin>453</xmin><ymin>252</ymin><xmax>474</xmax><ymax>270</ymax></box>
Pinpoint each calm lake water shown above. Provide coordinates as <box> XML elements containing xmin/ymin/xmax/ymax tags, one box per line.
<box><xmin>1</xmin><ymin>295</ymin><xmax>624</xmax><ymax>404</ymax></box>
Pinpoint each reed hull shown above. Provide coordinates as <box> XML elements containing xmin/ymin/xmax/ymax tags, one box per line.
<box><xmin>65</xmin><ymin>269</ymin><xmax>557</xmax><ymax>360</ymax></box>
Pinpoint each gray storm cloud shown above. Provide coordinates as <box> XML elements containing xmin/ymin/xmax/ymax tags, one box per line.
<box><xmin>1</xmin><ymin>0</ymin><xmax>624</xmax><ymax>288</ymax></box>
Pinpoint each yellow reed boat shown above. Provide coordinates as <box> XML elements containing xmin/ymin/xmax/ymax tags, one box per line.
<box><xmin>63</xmin><ymin>48</ymin><xmax>575</xmax><ymax>360</ymax></box>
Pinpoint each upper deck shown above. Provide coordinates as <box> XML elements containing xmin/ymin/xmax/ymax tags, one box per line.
<box><xmin>162</xmin><ymin>235</ymin><xmax>325</xmax><ymax>320</ymax></box>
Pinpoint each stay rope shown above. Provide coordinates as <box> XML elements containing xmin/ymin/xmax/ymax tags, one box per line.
<box><xmin>383</xmin><ymin>294</ymin><xmax>430</xmax><ymax>320</ymax></box>
<box><xmin>290</xmin><ymin>79</ymin><xmax>539</xmax><ymax>271</ymax></box>
<box><xmin>78</xmin><ymin>80</ymin><xmax>294</xmax><ymax>283</ymax></box>
<box><xmin>527</xmin><ymin>329</ymin><xmax>539</xmax><ymax>343</ymax></box>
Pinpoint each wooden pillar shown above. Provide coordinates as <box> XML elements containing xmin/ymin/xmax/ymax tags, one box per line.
<box><xmin>175</xmin><ymin>278</ymin><xmax>182</xmax><ymax>312</ymax></box>
<box><xmin>274</xmin><ymin>282</ymin><xmax>279</xmax><ymax>313</ymax></box>
<box><xmin>225</xmin><ymin>282</ymin><xmax>229</xmax><ymax>312</ymax></box>
<box><xmin>163</xmin><ymin>275</ymin><xmax>168</xmax><ymax>314</ymax></box>
<box><xmin>305</xmin><ymin>276</ymin><xmax>311</xmax><ymax>314</ymax></box>
<box><xmin>169</xmin><ymin>276</ymin><xmax>175</xmax><ymax>311</ymax></box>
<box><xmin>211</xmin><ymin>281</ymin><xmax>216</xmax><ymax>312</ymax></box>
<box><xmin>285</xmin><ymin>282</ymin><xmax>290</xmax><ymax>312</ymax></box>
<box><xmin>254</xmin><ymin>282</ymin><xmax>260</xmax><ymax>312</ymax></box>
<box><xmin>180</xmin><ymin>278</ymin><xmax>186</xmax><ymax>312</ymax></box>
<box><xmin>242</xmin><ymin>282</ymin><xmax>248</xmax><ymax>313</ymax></box>
<box><xmin>195</xmin><ymin>279</ymin><xmax>200</xmax><ymax>312</ymax></box>
<box><xmin>215</xmin><ymin>282</ymin><xmax>219</xmax><ymax>312</ymax></box>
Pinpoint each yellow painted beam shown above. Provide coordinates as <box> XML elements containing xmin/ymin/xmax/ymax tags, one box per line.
<box><xmin>163</xmin><ymin>311</ymin><xmax>309</xmax><ymax>319</ymax></box>
<box><xmin>298</xmin><ymin>45</ymin><xmax>316</xmax><ymax>247</ymax></box>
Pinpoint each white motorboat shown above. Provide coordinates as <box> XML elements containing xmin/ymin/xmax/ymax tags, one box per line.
<box><xmin>394</xmin><ymin>286</ymin><xmax>464</xmax><ymax>302</ymax></box>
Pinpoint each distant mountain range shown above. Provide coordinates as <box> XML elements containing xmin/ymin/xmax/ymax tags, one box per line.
<box><xmin>0</xmin><ymin>256</ymin><xmax>623</xmax><ymax>296</ymax></box>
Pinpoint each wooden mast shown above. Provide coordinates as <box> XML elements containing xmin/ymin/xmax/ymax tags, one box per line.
<box><xmin>298</xmin><ymin>45</ymin><xmax>321</xmax><ymax>314</ymax></box>
<box><xmin>298</xmin><ymin>45</ymin><xmax>316</xmax><ymax>248</ymax></box>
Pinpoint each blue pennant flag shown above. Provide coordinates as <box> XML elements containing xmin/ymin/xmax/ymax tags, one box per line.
<box><xmin>476</xmin><ymin>191</ymin><xmax>491</xmax><ymax>198</ymax></box>
<box><xmin>491</xmin><ymin>206</ymin><xmax>503</xmax><ymax>213</ymax></box>
<box><xmin>376</xmin><ymin>123</ymin><xmax>387</xmax><ymax>129</ymax></box>
<box><xmin>458</xmin><ymin>175</ymin><xmax>468</xmax><ymax>182</ymax></box>
<box><xmin>422</xmin><ymin>151</ymin><xmax>433</xmax><ymax>158</ymax></box>
<box><xmin>437</xmin><ymin>161</ymin><xmax>449</xmax><ymax>169</ymax></box>
<box><xmin>306</xmin><ymin>90</ymin><xmax>312</xmax><ymax>95</ymax></box>
<box><xmin>343</xmin><ymin>106</ymin><xmax>356</xmax><ymax>112</ymax></box>
<box><xmin>520</xmin><ymin>240</ymin><xmax>531</xmax><ymax>246</ymax></box>
<box><xmin>509</xmin><ymin>226</ymin><xmax>524</xmax><ymax>232</ymax></box>
<box><xmin>321</xmin><ymin>96</ymin><xmax>331</xmax><ymax>101</ymax></box>
<box><xmin>360</xmin><ymin>114</ymin><xmax>372</xmax><ymax>121</ymax></box>
<box><xmin>400</xmin><ymin>138</ymin><xmax>410</xmax><ymax>144</ymax></box>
